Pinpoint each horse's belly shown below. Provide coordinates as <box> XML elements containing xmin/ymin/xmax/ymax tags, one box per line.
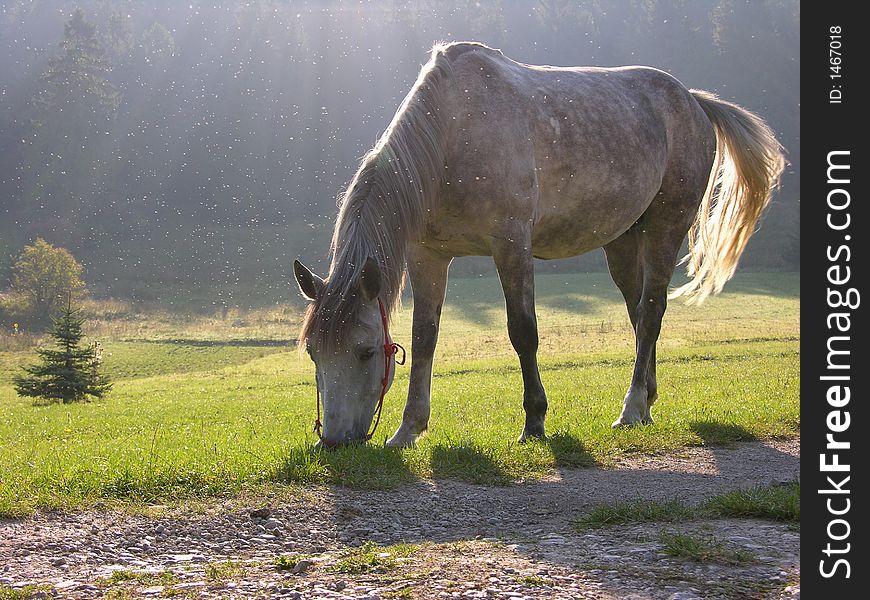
<box><xmin>530</xmin><ymin>208</ymin><xmax>638</xmax><ymax>259</ymax></box>
<box><xmin>531</xmin><ymin>219</ymin><xmax>607</xmax><ymax>259</ymax></box>
<box><xmin>529</xmin><ymin>179</ymin><xmax>659</xmax><ymax>259</ymax></box>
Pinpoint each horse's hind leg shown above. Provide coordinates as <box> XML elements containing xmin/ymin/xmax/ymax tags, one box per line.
<box><xmin>491</xmin><ymin>228</ymin><xmax>548</xmax><ymax>441</ymax></box>
<box><xmin>611</xmin><ymin>185</ymin><xmax>706</xmax><ymax>426</ymax></box>
<box><xmin>604</xmin><ymin>227</ymin><xmax>657</xmax><ymax>423</ymax></box>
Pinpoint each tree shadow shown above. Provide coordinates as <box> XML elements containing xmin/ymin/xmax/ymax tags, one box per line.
<box><xmin>446</xmin><ymin>302</ymin><xmax>501</xmax><ymax>328</ymax></box>
<box><xmin>670</xmin><ymin>272</ymin><xmax>799</xmax><ymax>299</ymax></box>
<box><xmin>690</xmin><ymin>421</ymin><xmax>759</xmax><ymax>445</ymax></box>
<box><xmin>30</xmin><ymin>399</ymin><xmax>95</xmax><ymax>408</ymax></box>
<box><xmin>536</xmin><ymin>294</ymin><xmax>596</xmax><ymax>315</ymax></box>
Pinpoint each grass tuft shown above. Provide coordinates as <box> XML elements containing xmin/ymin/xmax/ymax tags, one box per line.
<box><xmin>573</xmin><ymin>499</ymin><xmax>696</xmax><ymax>531</ymax></box>
<box><xmin>659</xmin><ymin>532</ymin><xmax>755</xmax><ymax>565</ymax></box>
<box><xmin>0</xmin><ymin>585</ymin><xmax>53</xmax><ymax>600</ymax></box>
<box><xmin>704</xmin><ymin>481</ymin><xmax>799</xmax><ymax>523</ymax></box>
<box><xmin>517</xmin><ymin>575</ymin><xmax>552</xmax><ymax>587</ymax></box>
<box><xmin>274</xmin><ymin>554</ymin><xmax>310</xmax><ymax>571</ymax></box>
<box><xmin>331</xmin><ymin>542</ymin><xmax>419</xmax><ymax>574</ymax></box>
<box><xmin>204</xmin><ymin>560</ymin><xmax>244</xmax><ymax>581</ymax></box>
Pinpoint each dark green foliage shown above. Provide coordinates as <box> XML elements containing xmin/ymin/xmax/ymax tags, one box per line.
<box><xmin>13</xmin><ymin>296</ymin><xmax>112</xmax><ymax>403</ymax></box>
<box><xmin>19</xmin><ymin>9</ymin><xmax>120</xmax><ymax>245</ymax></box>
<box><xmin>33</xmin><ymin>8</ymin><xmax>119</xmax><ymax>124</ymax></box>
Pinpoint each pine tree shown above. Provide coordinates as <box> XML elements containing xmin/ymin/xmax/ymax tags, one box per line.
<box><xmin>22</xmin><ymin>9</ymin><xmax>121</xmax><ymax>240</ymax></box>
<box><xmin>13</xmin><ymin>295</ymin><xmax>112</xmax><ymax>404</ymax></box>
<box><xmin>33</xmin><ymin>8</ymin><xmax>119</xmax><ymax>124</ymax></box>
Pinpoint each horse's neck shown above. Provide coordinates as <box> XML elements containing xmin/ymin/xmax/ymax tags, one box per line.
<box><xmin>335</xmin><ymin>205</ymin><xmax>407</xmax><ymax>311</ymax></box>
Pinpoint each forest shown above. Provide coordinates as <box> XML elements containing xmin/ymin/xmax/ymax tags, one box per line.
<box><xmin>0</xmin><ymin>0</ymin><xmax>800</xmax><ymax>310</ymax></box>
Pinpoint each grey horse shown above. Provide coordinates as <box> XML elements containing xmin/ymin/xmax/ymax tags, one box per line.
<box><xmin>294</xmin><ymin>42</ymin><xmax>784</xmax><ymax>447</ymax></box>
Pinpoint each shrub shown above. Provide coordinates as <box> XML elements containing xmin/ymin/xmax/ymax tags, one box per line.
<box><xmin>11</xmin><ymin>238</ymin><xmax>86</xmax><ymax>326</ymax></box>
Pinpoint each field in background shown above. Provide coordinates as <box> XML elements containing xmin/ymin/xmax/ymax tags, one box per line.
<box><xmin>0</xmin><ymin>272</ymin><xmax>799</xmax><ymax>515</ymax></box>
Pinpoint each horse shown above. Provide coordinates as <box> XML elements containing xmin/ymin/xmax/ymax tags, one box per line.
<box><xmin>293</xmin><ymin>42</ymin><xmax>784</xmax><ymax>448</ymax></box>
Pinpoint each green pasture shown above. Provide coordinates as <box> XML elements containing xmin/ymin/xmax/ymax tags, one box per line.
<box><xmin>0</xmin><ymin>272</ymin><xmax>799</xmax><ymax>515</ymax></box>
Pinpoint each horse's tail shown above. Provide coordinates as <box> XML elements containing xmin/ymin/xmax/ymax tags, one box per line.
<box><xmin>670</xmin><ymin>90</ymin><xmax>785</xmax><ymax>303</ymax></box>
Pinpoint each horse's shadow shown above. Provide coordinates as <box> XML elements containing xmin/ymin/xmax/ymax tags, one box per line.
<box><xmin>689</xmin><ymin>420</ymin><xmax>759</xmax><ymax>444</ymax></box>
<box><xmin>296</xmin><ymin>421</ymin><xmax>798</xmax><ymax>596</ymax></box>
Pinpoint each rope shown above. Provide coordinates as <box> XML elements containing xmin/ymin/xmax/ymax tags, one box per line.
<box><xmin>313</xmin><ymin>298</ymin><xmax>404</xmax><ymax>446</ymax></box>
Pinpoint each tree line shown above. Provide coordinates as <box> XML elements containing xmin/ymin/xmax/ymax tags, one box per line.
<box><xmin>0</xmin><ymin>1</ymin><xmax>800</xmax><ymax>310</ymax></box>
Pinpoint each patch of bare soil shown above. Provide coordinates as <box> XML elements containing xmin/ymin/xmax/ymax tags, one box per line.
<box><xmin>0</xmin><ymin>439</ymin><xmax>799</xmax><ymax>599</ymax></box>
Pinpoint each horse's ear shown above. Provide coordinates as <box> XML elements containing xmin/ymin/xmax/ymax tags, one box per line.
<box><xmin>294</xmin><ymin>260</ymin><xmax>324</xmax><ymax>301</ymax></box>
<box><xmin>359</xmin><ymin>256</ymin><xmax>382</xmax><ymax>302</ymax></box>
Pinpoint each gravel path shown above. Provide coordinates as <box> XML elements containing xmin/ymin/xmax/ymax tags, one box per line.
<box><xmin>0</xmin><ymin>439</ymin><xmax>800</xmax><ymax>599</ymax></box>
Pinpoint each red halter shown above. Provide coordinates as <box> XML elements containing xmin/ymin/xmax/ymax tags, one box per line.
<box><xmin>313</xmin><ymin>298</ymin><xmax>406</xmax><ymax>445</ymax></box>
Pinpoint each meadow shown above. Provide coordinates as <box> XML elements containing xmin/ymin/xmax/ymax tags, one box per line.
<box><xmin>0</xmin><ymin>271</ymin><xmax>799</xmax><ymax>516</ymax></box>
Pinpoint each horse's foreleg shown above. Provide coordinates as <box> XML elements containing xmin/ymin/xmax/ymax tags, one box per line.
<box><xmin>492</xmin><ymin>231</ymin><xmax>548</xmax><ymax>442</ymax></box>
<box><xmin>385</xmin><ymin>247</ymin><xmax>451</xmax><ymax>447</ymax></box>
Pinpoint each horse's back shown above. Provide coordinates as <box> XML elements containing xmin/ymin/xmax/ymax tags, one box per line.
<box><xmin>427</xmin><ymin>44</ymin><xmax>711</xmax><ymax>258</ymax></box>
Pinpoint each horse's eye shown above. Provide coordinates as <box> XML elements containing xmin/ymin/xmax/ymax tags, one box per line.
<box><xmin>357</xmin><ymin>347</ymin><xmax>376</xmax><ymax>361</ymax></box>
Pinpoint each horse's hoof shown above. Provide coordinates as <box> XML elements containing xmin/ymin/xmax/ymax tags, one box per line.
<box><xmin>612</xmin><ymin>415</ymin><xmax>653</xmax><ymax>428</ymax></box>
<box><xmin>517</xmin><ymin>428</ymin><xmax>546</xmax><ymax>443</ymax></box>
<box><xmin>385</xmin><ymin>429</ymin><xmax>421</xmax><ymax>448</ymax></box>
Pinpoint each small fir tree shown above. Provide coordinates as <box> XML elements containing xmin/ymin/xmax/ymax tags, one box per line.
<box><xmin>13</xmin><ymin>295</ymin><xmax>111</xmax><ymax>403</ymax></box>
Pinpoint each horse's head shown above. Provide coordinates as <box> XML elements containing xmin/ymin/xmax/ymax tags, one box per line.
<box><xmin>293</xmin><ymin>257</ymin><xmax>397</xmax><ymax>448</ymax></box>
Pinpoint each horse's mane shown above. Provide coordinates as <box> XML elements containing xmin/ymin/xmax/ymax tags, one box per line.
<box><xmin>299</xmin><ymin>42</ymin><xmax>461</xmax><ymax>351</ymax></box>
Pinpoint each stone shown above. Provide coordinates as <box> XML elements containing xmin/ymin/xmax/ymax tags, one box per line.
<box><xmin>250</xmin><ymin>508</ymin><xmax>272</xmax><ymax>520</ymax></box>
<box><xmin>292</xmin><ymin>559</ymin><xmax>312</xmax><ymax>574</ymax></box>
<box><xmin>174</xmin><ymin>582</ymin><xmax>206</xmax><ymax>590</ymax></box>
<box><xmin>140</xmin><ymin>586</ymin><xmax>165</xmax><ymax>596</ymax></box>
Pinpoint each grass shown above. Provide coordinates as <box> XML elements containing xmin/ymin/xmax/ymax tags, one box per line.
<box><xmin>97</xmin><ymin>569</ymin><xmax>179</xmax><ymax>587</ymax></box>
<box><xmin>0</xmin><ymin>272</ymin><xmax>799</xmax><ymax>514</ymax></box>
<box><xmin>703</xmin><ymin>481</ymin><xmax>800</xmax><ymax>523</ymax></box>
<box><xmin>331</xmin><ymin>541</ymin><xmax>420</xmax><ymax>574</ymax></box>
<box><xmin>274</xmin><ymin>554</ymin><xmax>310</xmax><ymax>571</ymax></box>
<box><xmin>0</xmin><ymin>585</ymin><xmax>53</xmax><ymax>600</ymax></box>
<box><xmin>517</xmin><ymin>575</ymin><xmax>553</xmax><ymax>587</ymax></box>
<box><xmin>659</xmin><ymin>532</ymin><xmax>756</xmax><ymax>565</ymax></box>
<box><xmin>573</xmin><ymin>499</ymin><xmax>696</xmax><ymax>530</ymax></box>
<box><xmin>204</xmin><ymin>560</ymin><xmax>245</xmax><ymax>581</ymax></box>
<box><xmin>572</xmin><ymin>481</ymin><xmax>800</xmax><ymax>532</ymax></box>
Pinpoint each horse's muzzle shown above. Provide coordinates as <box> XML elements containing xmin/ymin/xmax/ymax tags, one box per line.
<box><xmin>313</xmin><ymin>434</ymin><xmax>369</xmax><ymax>450</ymax></box>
